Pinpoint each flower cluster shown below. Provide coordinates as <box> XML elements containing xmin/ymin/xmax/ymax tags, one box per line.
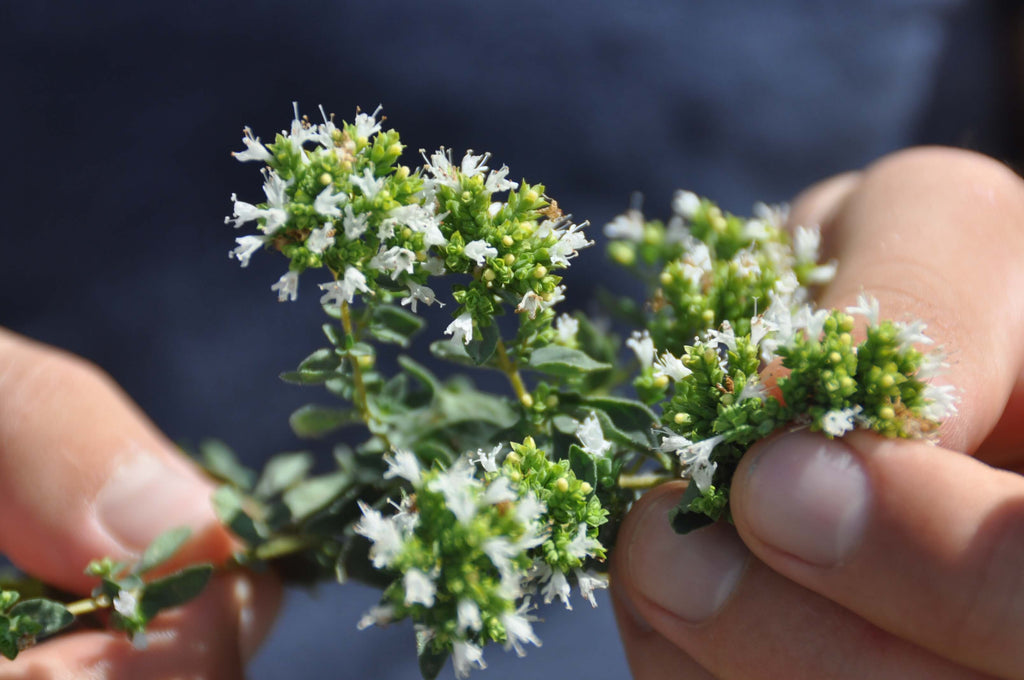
<box><xmin>607</xmin><ymin>198</ymin><xmax>957</xmax><ymax>527</ymax></box>
<box><xmin>355</xmin><ymin>438</ymin><xmax>607</xmax><ymax>678</ymax></box>
<box><xmin>227</xmin><ymin>104</ymin><xmax>592</xmax><ymax>351</ymax></box>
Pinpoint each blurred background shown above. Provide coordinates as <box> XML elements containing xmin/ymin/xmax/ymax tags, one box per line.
<box><xmin>3</xmin><ymin>1</ymin><xmax>1023</xmax><ymax>677</ymax></box>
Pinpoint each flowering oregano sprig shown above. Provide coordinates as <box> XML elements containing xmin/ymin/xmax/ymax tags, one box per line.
<box><xmin>3</xmin><ymin>106</ymin><xmax>956</xmax><ymax>678</ymax></box>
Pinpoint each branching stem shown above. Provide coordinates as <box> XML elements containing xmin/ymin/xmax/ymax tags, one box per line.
<box><xmin>495</xmin><ymin>337</ymin><xmax>531</xmax><ymax>406</ymax></box>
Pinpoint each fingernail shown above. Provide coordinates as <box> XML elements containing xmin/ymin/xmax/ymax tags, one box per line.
<box><xmin>628</xmin><ymin>493</ymin><xmax>748</xmax><ymax>623</ymax></box>
<box><xmin>743</xmin><ymin>431</ymin><xmax>870</xmax><ymax>566</ymax></box>
<box><xmin>96</xmin><ymin>453</ymin><xmax>216</xmax><ymax>552</ymax></box>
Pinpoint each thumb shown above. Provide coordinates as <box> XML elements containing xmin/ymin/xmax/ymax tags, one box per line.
<box><xmin>0</xmin><ymin>329</ymin><xmax>233</xmax><ymax>593</ymax></box>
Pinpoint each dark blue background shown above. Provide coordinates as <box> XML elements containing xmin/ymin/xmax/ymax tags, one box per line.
<box><xmin>3</xmin><ymin>1</ymin><xmax>1018</xmax><ymax>677</ymax></box>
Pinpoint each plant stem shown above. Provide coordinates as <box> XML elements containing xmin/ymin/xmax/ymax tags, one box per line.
<box><xmin>495</xmin><ymin>337</ymin><xmax>531</xmax><ymax>406</ymax></box>
<box><xmin>66</xmin><ymin>594</ymin><xmax>110</xmax><ymax>617</ymax></box>
<box><xmin>339</xmin><ymin>301</ymin><xmax>371</xmax><ymax>421</ymax></box>
<box><xmin>618</xmin><ymin>473</ymin><xmax>674</xmax><ymax>490</ymax></box>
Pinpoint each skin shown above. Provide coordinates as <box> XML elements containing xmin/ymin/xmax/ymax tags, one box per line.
<box><xmin>0</xmin><ymin>330</ymin><xmax>281</xmax><ymax>679</ymax></box>
<box><xmin>612</xmin><ymin>147</ymin><xmax>1024</xmax><ymax>679</ymax></box>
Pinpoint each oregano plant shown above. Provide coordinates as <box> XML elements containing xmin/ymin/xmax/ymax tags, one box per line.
<box><xmin>0</xmin><ymin>105</ymin><xmax>955</xmax><ymax>678</ymax></box>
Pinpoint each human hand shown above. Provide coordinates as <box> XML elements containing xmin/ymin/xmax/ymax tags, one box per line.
<box><xmin>0</xmin><ymin>329</ymin><xmax>281</xmax><ymax>678</ymax></box>
<box><xmin>612</xmin><ymin>147</ymin><xmax>1024</xmax><ymax>679</ymax></box>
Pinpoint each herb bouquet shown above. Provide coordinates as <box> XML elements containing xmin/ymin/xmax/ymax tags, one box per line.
<box><xmin>0</xmin><ymin>105</ymin><xmax>955</xmax><ymax>678</ymax></box>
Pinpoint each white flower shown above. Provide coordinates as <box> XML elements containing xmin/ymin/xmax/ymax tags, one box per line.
<box><xmin>113</xmin><ymin>589</ymin><xmax>138</xmax><ymax>618</ymax></box>
<box><xmin>428</xmin><ymin>459</ymin><xmax>480</xmax><ymax>525</ymax></box>
<box><xmin>793</xmin><ymin>224</ymin><xmax>822</xmax><ymax>264</ymax></box>
<box><xmin>626</xmin><ymin>330</ymin><xmax>655</xmax><ymax>368</ymax></box>
<box><xmin>485</xmin><ymin>165</ymin><xmax>518</xmax><ymax>193</ymax></box>
<box><xmin>501</xmin><ymin>609</ymin><xmax>541</xmax><ymax>657</ymax></box>
<box><xmin>543</xmin><ymin>285</ymin><xmax>566</xmax><ymax>310</ymax></box>
<box><xmin>672</xmin><ymin>190</ymin><xmax>702</xmax><ymax>218</ymax></box>
<box><xmin>482</xmin><ymin>476</ymin><xmax>517</xmax><ymax>506</ymax></box>
<box><xmin>793</xmin><ymin>304</ymin><xmax>830</xmax><ymax>341</ymax></box>
<box><xmin>460</xmin><ymin>150</ymin><xmax>490</xmax><ymax>177</ymax></box>
<box><xmin>422</xmin><ymin>256</ymin><xmax>446</xmax><ymax>276</ymax></box>
<box><xmin>820</xmin><ymin>406</ymin><xmax>863</xmax><ymax>437</ymax></box>
<box><xmin>463</xmin><ymin>239</ymin><xmax>498</xmax><ymax>266</ymax></box>
<box><xmin>225</xmin><ymin>194</ymin><xmax>263</xmax><ymax>229</ymax></box>
<box><xmin>452</xmin><ymin>640</ymin><xmax>487</xmax><ymax>678</ymax></box>
<box><xmin>575</xmin><ymin>412</ymin><xmax>610</xmax><ymax>458</ymax></box>
<box><xmin>313</xmin><ymin>185</ymin><xmax>347</xmax><ymax>219</ymax></box>
<box><xmin>566</xmin><ymin>523</ymin><xmax>602</xmax><ymax>561</ymax></box>
<box><xmin>922</xmin><ymin>383</ymin><xmax>958</xmax><ymax>420</ymax></box>
<box><xmin>549</xmin><ymin>220</ymin><xmax>593</xmax><ymax>267</ymax></box>
<box><xmin>230</xmin><ymin>235</ymin><xmax>265</xmax><ymax>267</ymax></box>
<box><xmin>705</xmin><ymin>320</ymin><xmax>738</xmax><ymax>357</ymax></box>
<box><xmin>515</xmin><ymin>291</ymin><xmax>544</xmax><ymax>319</ymax></box>
<box><xmin>445</xmin><ymin>312</ymin><xmax>474</xmax><ymax>345</ymax></box>
<box><xmin>271</xmin><ymin>270</ymin><xmax>300</xmax><ymax>302</ymax></box>
<box><xmin>541</xmin><ymin>566</ymin><xmax>572</xmax><ymax>610</ymax></box>
<box><xmin>403</xmin><ymin>569</ymin><xmax>436</xmax><ymax>607</ymax></box>
<box><xmin>753</xmin><ymin>201</ymin><xmax>789</xmax><ymax>228</ymax></box>
<box><xmin>351</xmin><ymin>168</ymin><xmax>385</xmax><ymax>200</ymax></box>
<box><xmin>737</xmin><ymin>378</ymin><xmax>767</xmax><ymax>403</ymax></box>
<box><xmin>284</xmin><ymin>101</ymin><xmax>319</xmax><ymax>153</ymax></box>
<box><xmin>805</xmin><ymin>260</ymin><xmax>838</xmax><ymax>285</ymax></box>
<box><xmin>356</xmin><ymin>604</ymin><xmax>395</xmax><ymax>630</ymax></box>
<box><xmin>732</xmin><ymin>249</ymin><xmax>762</xmax><ymax>279</ymax></box>
<box><xmin>354</xmin><ymin>502</ymin><xmax>406</xmax><ymax>569</ymax></box>
<box><xmin>383</xmin><ymin>449</ymin><xmax>422</xmax><ymax>484</ymax></box>
<box><xmin>513</xmin><ymin>491</ymin><xmax>546</xmax><ymax>530</ymax></box>
<box><xmin>604</xmin><ymin>210</ymin><xmax>645</xmax><ymax>241</ymax></box>
<box><xmin>846</xmin><ymin>293</ymin><xmax>880</xmax><ymax>326</ymax></box>
<box><xmin>743</xmin><ymin>218</ymin><xmax>772</xmax><ymax>242</ymax></box>
<box><xmin>232</xmin><ymin>127</ymin><xmax>272</xmax><ymax>163</ymax></box>
<box><xmin>554</xmin><ymin>314</ymin><xmax>578</xmax><ymax>345</ymax></box>
<box><xmin>456</xmin><ymin>599</ymin><xmax>483</xmax><ymax>635</ymax></box>
<box><xmin>679</xmin><ymin>242</ymin><xmax>713</xmax><ymax>288</ymax></box>
<box><xmin>660</xmin><ymin>433</ymin><xmax>724</xmax><ymax>492</ymax></box>
<box><xmin>341</xmin><ymin>204</ymin><xmax>369</xmax><ymax>240</ymax></box>
<box><xmin>318</xmin><ymin>267</ymin><xmax>370</xmax><ymax>306</ymax></box>
<box><xmin>574</xmin><ymin>569</ymin><xmax>608</xmax><ymax>608</ymax></box>
<box><xmin>370</xmin><ymin>246</ymin><xmax>416</xmax><ymax>280</ymax></box>
<box><xmin>653</xmin><ymin>351</ymin><xmax>691</xmax><ymax>382</ymax></box>
<box><xmin>896</xmin><ymin>319</ymin><xmax>932</xmax><ymax>350</ymax></box>
<box><xmin>353</xmin><ymin>104</ymin><xmax>383</xmax><ymax>140</ymax></box>
<box><xmin>387</xmin><ymin>204</ymin><xmax>447</xmax><ymax>248</ymax></box>
<box><xmin>422</xmin><ymin>147</ymin><xmax>460</xmax><ymax>190</ymax></box>
<box><xmin>917</xmin><ymin>352</ymin><xmax>947</xmax><ymax>380</ymax></box>
<box><xmin>400</xmin><ymin>283</ymin><xmax>442</xmax><ymax>313</ymax></box>
<box><xmin>471</xmin><ymin>444</ymin><xmax>502</xmax><ymax>473</ymax></box>
<box><xmin>306</xmin><ymin>223</ymin><xmax>335</xmax><ymax>255</ymax></box>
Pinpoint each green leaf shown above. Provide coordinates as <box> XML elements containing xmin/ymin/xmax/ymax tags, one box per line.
<box><xmin>211</xmin><ymin>486</ymin><xmax>264</xmax><ymax>545</ymax></box>
<box><xmin>254</xmin><ymin>452</ymin><xmax>314</xmax><ymax>498</ymax></box>
<box><xmin>465</xmin><ymin>322</ymin><xmax>499</xmax><ymax>365</ymax></box>
<box><xmin>199</xmin><ymin>439</ymin><xmax>255</xmax><ymax>490</ymax></box>
<box><xmin>321</xmin><ymin>322</ymin><xmax>345</xmax><ymax>347</ymax></box>
<box><xmin>527</xmin><ymin>345</ymin><xmax>612</xmax><ymax>377</ymax></box>
<box><xmin>298</xmin><ymin>348</ymin><xmax>341</xmax><ymax>372</ymax></box>
<box><xmin>0</xmin><ymin>619</ymin><xmax>17</xmax><ymax>659</ymax></box>
<box><xmin>134</xmin><ymin>527</ymin><xmax>191</xmax><ymax>575</ymax></box>
<box><xmin>289</xmin><ymin>404</ymin><xmax>361</xmax><ymax>438</ymax></box>
<box><xmin>416</xmin><ymin>627</ymin><xmax>448</xmax><ymax>680</ymax></box>
<box><xmin>369</xmin><ymin>305</ymin><xmax>425</xmax><ymax>347</ymax></box>
<box><xmin>397</xmin><ymin>356</ymin><xmax>440</xmax><ymax>399</ymax></box>
<box><xmin>579</xmin><ymin>396</ymin><xmax>657</xmax><ymax>447</ymax></box>
<box><xmin>568</xmin><ymin>444</ymin><xmax>598</xmax><ymax>489</ymax></box>
<box><xmin>282</xmin><ymin>471</ymin><xmax>350</xmax><ymax>522</ymax></box>
<box><xmin>429</xmin><ymin>340</ymin><xmax>478</xmax><ymax>367</ymax></box>
<box><xmin>139</xmin><ymin>565</ymin><xmax>213</xmax><ymax>620</ymax></box>
<box><xmin>9</xmin><ymin>599</ymin><xmax>73</xmax><ymax>638</ymax></box>
<box><xmin>668</xmin><ymin>483</ymin><xmax>715</xmax><ymax>535</ymax></box>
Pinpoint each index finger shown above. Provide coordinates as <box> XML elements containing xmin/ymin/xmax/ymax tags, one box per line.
<box><xmin>800</xmin><ymin>147</ymin><xmax>1024</xmax><ymax>454</ymax></box>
